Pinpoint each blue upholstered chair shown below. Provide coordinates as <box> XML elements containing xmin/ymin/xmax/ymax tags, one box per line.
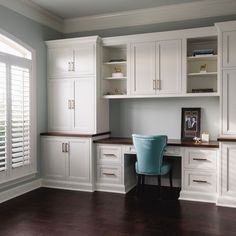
<box><xmin>132</xmin><ymin>134</ymin><xmax>173</xmax><ymax>191</ymax></box>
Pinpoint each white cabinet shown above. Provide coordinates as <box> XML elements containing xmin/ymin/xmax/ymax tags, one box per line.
<box><xmin>47</xmin><ymin>43</ymin><xmax>95</xmax><ymax>78</ymax></box>
<box><xmin>223</xmin><ymin>31</ymin><xmax>236</xmax><ymax>68</ymax></box>
<box><xmin>48</xmin><ymin>78</ymin><xmax>96</xmax><ymax>133</ymax></box>
<box><xmin>41</xmin><ymin>136</ymin><xmax>92</xmax><ymax>190</ymax></box>
<box><xmin>222</xmin><ymin>70</ymin><xmax>236</xmax><ymax>135</ymax></box>
<box><xmin>130</xmin><ymin>39</ymin><xmax>182</xmax><ymax>95</ymax></box>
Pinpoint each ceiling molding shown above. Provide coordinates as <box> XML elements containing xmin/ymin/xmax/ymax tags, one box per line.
<box><xmin>0</xmin><ymin>0</ymin><xmax>63</xmax><ymax>32</ymax></box>
<box><xmin>63</xmin><ymin>0</ymin><xmax>236</xmax><ymax>34</ymax></box>
<box><xmin>1</xmin><ymin>0</ymin><xmax>236</xmax><ymax>34</ymax></box>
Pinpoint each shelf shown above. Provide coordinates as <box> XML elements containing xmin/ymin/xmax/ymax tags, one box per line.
<box><xmin>103</xmin><ymin>77</ymin><xmax>127</xmax><ymax>80</ymax></box>
<box><xmin>104</xmin><ymin>61</ymin><xmax>127</xmax><ymax>65</ymax></box>
<box><xmin>188</xmin><ymin>72</ymin><xmax>217</xmax><ymax>77</ymax></box>
<box><xmin>187</xmin><ymin>55</ymin><xmax>218</xmax><ymax>61</ymax></box>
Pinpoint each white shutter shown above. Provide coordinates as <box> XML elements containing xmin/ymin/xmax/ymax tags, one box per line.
<box><xmin>11</xmin><ymin>65</ymin><xmax>30</xmax><ymax>168</ymax></box>
<box><xmin>0</xmin><ymin>62</ymin><xmax>7</xmax><ymax>172</ymax></box>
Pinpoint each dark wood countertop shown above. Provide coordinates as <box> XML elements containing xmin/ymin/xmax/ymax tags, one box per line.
<box><xmin>94</xmin><ymin>137</ymin><xmax>219</xmax><ymax>148</ymax></box>
<box><xmin>218</xmin><ymin>137</ymin><xmax>236</xmax><ymax>142</ymax></box>
<box><xmin>40</xmin><ymin>131</ymin><xmax>110</xmax><ymax>138</ymax></box>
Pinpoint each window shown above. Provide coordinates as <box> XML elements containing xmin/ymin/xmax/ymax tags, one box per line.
<box><xmin>0</xmin><ymin>33</ymin><xmax>35</xmax><ymax>183</ymax></box>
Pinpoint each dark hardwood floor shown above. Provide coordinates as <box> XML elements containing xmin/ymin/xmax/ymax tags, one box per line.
<box><xmin>0</xmin><ymin>186</ymin><xmax>236</xmax><ymax>236</ymax></box>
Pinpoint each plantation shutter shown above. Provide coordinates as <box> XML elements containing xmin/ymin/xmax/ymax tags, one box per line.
<box><xmin>0</xmin><ymin>62</ymin><xmax>7</xmax><ymax>172</ymax></box>
<box><xmin>11</xmin><ymin>65</ymin><xmax>30</xmax><ymax>168</ymax></box>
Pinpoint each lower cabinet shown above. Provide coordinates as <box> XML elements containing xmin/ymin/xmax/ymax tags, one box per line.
<box><xmin>217</xmin><ymin>142</ymin><xmax>236</xmax><ymax>207</ymax></box>
<box><xmin>180</xmin><ymin>147</ymin><xmax>218</xmax><ymax>202</ymax></box>
<box><xmin>41</xmin><ymin>136</ymin><xmax>93</xmax><ymax>191</ymax></box>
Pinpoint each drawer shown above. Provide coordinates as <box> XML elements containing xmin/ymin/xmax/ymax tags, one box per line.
<box><xmin>97</xmin><ymin>165</ymin><xmax>122</xmax><ymax>184</ymax></box>
<box><xmin>97</xmin><ymin>145</ymin><xmax>122</xmax><ymax>164</ymax></box>
<box><xmin>184</xmin><ymin>170</ymin><xmax>217</xmax><ymax>193</ymax></box>
<box><xmin>164</xmin><ymin>146</ymin><xmax>181</xmax><ymax>156</ymax></box>
<box><xmin>124</xmin><ymin>145</ymin><xmax>136</xmax><ymax>154</ymax></box>
<box><xmin>184</xmin><ymin>148</ymin><xmax>217</xmax><ymax>170</ymax></box>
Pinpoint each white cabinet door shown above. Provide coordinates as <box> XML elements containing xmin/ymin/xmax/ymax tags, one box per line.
<box><xmin>74</xmin><ymin>77</ymin><xmax>95</xmax><ymax>133</ymax></box>
<box><xmin>48</xmin><ymin>79</ymin><xmax>74</xmax><ymax>131</ymax></box>
<box><xmin>67</xmin><ymin>139</ymin><xmax>90</xmax><ymax>183</ymax></box>
<box><xmin>156</xmin><ymin>40</ymin><xmax>182</xmax><ymax>94</ymax></box>
<box><xmin>74</xmin><ymin>44</ymin><xmax>95</xmax><ymax>76</ymax></box>
<box><xmin>131</xmin><ymin>42</ymin><xmax>156</xmax><ymax>95</ymax></box>
<box><xmin>221</xmin><ymin>143</ymin><xmax>236</xmax><ymax>198</ymax></box>
<box><xmin>48</xmin><ymin>47</ymin><xmax>73</xmax><ymax>78</ymax></box>
<box><xmin>42</xmin><ymin>138</ymin><xmax>66</xmax><ymax>180</ymax></box>
<box><xmin>223</xmin><ymin>31</ymin><xmax>236</xmax><ymax>68</ymax></box>
<box><xmin>222</xmin><ymin>70</ymin><xmax>236</xmax><ymax>135</ymax></box>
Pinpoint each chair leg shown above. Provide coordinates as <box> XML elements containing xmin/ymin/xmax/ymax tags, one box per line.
<box><xmin>169</xmin><ymin>169</ymin><xmax>173</xmax><ymax>187</ymax></box>
<box><xmin>141</xmin><ymin>175</ymin><xmax>145</xmax><ymax>185</ymax></box>
<box><xmin>136</xmin><ymin>174</ymin><xmax>141</xmax><ymax>194</ymax></box>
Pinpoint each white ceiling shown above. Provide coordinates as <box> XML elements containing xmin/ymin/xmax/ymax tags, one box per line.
<box><xmin>30</xmin><ymin>0</ymin><xmax>202</xmax><ymax>19</ymax></box>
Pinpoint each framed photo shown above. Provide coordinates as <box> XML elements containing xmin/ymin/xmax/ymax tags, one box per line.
<box><xmin>181</xmin><ymin>108</ymin><xmax>201</xmax><ymax>140</ymax></box>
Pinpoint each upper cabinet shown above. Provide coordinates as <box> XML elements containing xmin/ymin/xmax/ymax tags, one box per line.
<box><xmin>130</xmin><ymin>39</ymin><xmax>182</xmax><ymax>95</ymax></box>
<box><xmin>47</xmin><ymin>38</ymin><xmax>96</xmax><ymax>78</ymax></box>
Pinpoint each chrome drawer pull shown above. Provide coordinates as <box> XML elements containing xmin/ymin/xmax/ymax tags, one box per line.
<box><xmin>103</xmin><ymin>154</ymin><xmax>116</xmax><ymax>157</ymax></box>
<box><xmin>103</xmin><ymin>172</ymin><xmax>116</xmax><ymax>176</ymax></box>
<box><xmin>193</xmin><ymin>180</ymin><xmax>208</xmax><ymax>183</ymax></box>
<box><xmin>193</xmin><ymin>158</ymin><xmax>207</xmax><ymax>161</ymax></box>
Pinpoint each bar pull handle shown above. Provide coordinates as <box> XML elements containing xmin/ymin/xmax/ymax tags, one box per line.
<box><xmin>156</xmin><ymin>80</ymin><xmax>161</xmax><ymax>90</ymax></box>
<box><xmin>103</xmin><ymin>154</ymin><xmax>116</xmax><ymax>157</ymax></box>
<box><xmin>71</xmin><ymin>61</ymin><xmax>75</xmax><ymax>72</ymax></box>
<box><xmin>193</xmin><ymin>180</ymin><xmax>208</xmax><ymax>183</ymax></box>
<box><xmin>71</xmin><ymin>100</ymin><xmax>75</xmax><ymax>109</ymax></box>
<box><xmin>153</xmin><ymin>80</ymin><xmax>156</xmax><ymax>90</ymax></box>
<box><xmin>103</xmin><ymin>173</ymin><xmax>116</xmax><ymax>176</ymax></box>
<box><xmin>68</xmin><ymin>62</ymin><xmax>71</xmax><ymax>72</ymax></box>
<box><xmin>193</xmin><ymin>158</ymin><xmax>207</xmax><ymax>161</ymax></box>
<box><xmin>62</xmin><ymin>143</ymin><xmax>65</xmax><ymax>152</ymax></box>
<box><xmin>65</xmin><ymin>143</ymin><xmax>69</xmax><ymax>153</ymax></box>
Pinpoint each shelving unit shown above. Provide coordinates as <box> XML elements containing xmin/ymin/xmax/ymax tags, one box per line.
<box><xmin>187</xmin><ymin>36</ymin><xmax>218</xmax><ymax>94</ymax></box>
<box><xmin>102</xmin><ymin>45</ymin><xmax>128</xmax><ymax>97</ymax></box>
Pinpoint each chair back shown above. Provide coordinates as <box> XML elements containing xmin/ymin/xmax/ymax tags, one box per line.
<box><xmin>132</xmin><ymin>134</ymin><xmax>167</xmax><ymax>175</ymax></box>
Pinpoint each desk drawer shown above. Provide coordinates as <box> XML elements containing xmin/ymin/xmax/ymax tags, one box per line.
<box><xmin>97</xmin><ymin>145</ymin><xmax>122</xmax><ymax>164</ymax></box>
<box><xmin>184</xmin><ymin>148</ymin><xmax>217</xmax><ymax>170</ymax></box>
<box><xmin>97</xmin><ymin>165</ymin><xmax>122</xmax><ymax>184</ymax></box>
<box><xmin>124</xmin><ymin>145</ymin><xmax>136</xmax><ymax>154</ymax></box>
<box><xmin>164</xmin><ymin>146</ymin><xmax>181</xmax><ymax>156</ymax></box>
<box><xmin>184</xmin><ymin>170</ymin><xmax>216</xmax><ymax>193</ymax></box>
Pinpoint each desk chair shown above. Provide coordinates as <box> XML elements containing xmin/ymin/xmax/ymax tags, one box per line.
<box><xmin>132</xmin><ymin>134</ymin><xmax>173</xmax><ymax>192</ymax></box>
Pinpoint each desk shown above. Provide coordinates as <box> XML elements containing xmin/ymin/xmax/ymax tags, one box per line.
<box><xmin>95</xmin><ymin>137</ymin><xmax>219</xmax><ymax>203</ymax></box>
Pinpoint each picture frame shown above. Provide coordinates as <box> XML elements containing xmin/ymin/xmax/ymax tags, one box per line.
<box><xmin>181</xmin><ymin>108</ymin><xmax>201</xmax><ymax>140</ymax></box>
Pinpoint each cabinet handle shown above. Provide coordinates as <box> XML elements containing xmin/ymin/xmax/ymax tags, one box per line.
<box><xmin>156</xmin><ymin>80</ymin><xmax>161</xmax><ymax>90</ymax></box>
<box><xmin>65</xmin><ymin>143</ymin><xmax>69</xmax><ymax>153</ymax></box>
<box><xmin>68</xmin><ymin>100</ymin><xmax>72</xmax><ymax>109</ymax></box>
<box><xmin>68</xmin><ymin>62</ymin><xmax>71</xmax><ymax>72</ymax></box>
<box><xmin>62</xmin><ymin>143</ymin><xmax>65</xmax><ymax>152</ymax></box>
<box><xmin>193</xmin><ymin>180</ymin><xmax>208</xmax><ymax>183</ymax></box>
<box><xmin>153</xmin><ymin>80</ymin><xmax>156</xmax><ymax>90</ymax></box>
<box><xmin>71</xmin><ymin>62</ymin><xmax>75</xmax><ymax>72</ymax></box>
<box><xmin>193</xmin><ymin>158</ymin><xmax>207</xmax><ymax>161</ymax></box>
<box><xmin>103</xmin><ymin>154</ymin><xmax>116</xmax><ymax>157</ymax></box>
<box><xmin>103</xmin><ymin>172</ymin><xmax>116</xmax><ymax>176</ymax></box>
<box><xmin>71</xmin><ymin>100</ymin><xmax>75</xmax><ymax>109</ymax></box>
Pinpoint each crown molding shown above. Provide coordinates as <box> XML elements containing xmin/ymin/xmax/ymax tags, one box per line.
<box><xmin>63</xmin><ymin>0</ymin><xmax>236</xmax><ymax>34</ymax></box>
<box><xmin>0</xmin><ymin>0</ymin><xmax>63</xmax><ymax>32</ymax></box>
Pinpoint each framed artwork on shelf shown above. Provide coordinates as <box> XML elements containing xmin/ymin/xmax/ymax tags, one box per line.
<box><xmin>181</xmin><ymin>107</ymin><xmax>201</xmax><ymax>140</ymax></box>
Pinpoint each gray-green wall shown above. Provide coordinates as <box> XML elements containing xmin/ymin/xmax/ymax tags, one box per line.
<box><xmin>0</xmin><ymin>5</ymin><xmax>62</xmax><ymax>188</ymax></box>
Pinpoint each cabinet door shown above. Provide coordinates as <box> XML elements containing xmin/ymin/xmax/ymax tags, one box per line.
<box><xmin>223</xmin><ymin>31</ymin><xmax>236</xmax><ymax>68</ymax></box>
<box><xmin>48</xmin><ymin>47</ymin><xmax>73</xmax><ymax>78</ymax></box>
<box><xmin>41</xmin><ymin>138</ymin><xmax>66</xmax><ymax>180</ymax></box>
<box><xmin>131</xmin><ymin>42</ymin><xmax>156</xmax><ymax>95</ymax></box>
<box><xmin>156</xmin><ymin>40</ymin><xmax>182</xmax><ymax>94</ymax></box>
<box><xmin>67</xmin><ymin>139</ymin><xmax>90</xmax><ymax>183</ymax></box>
<box><xmin>221</xmin><ymin>143</ymin><xmax>236</xmax><ymax>198</ymax></box>
<box><xmin>74</xmin><ymin>77</ymin><xmax>95</xmax><ymax>133</ymax></box>
<box><xmin>48</xmin><ymin>79</ymin><xmax>74</xmax><ymax>131</ymax></box>
<box><xmin>222</xmin><ymin>70</ymin><xmax>236</xmax><ymax>135</ymax></box>
<box><xmin>74</xmin><ymin>44</ymin><xmax>95</xmax><ymax>76</ymax></box>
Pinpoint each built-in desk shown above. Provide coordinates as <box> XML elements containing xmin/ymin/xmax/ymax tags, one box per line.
<box><xmin>94</xmin><ymin>138</ymin><xmax>219</xmax><ymax>203</ymax></box>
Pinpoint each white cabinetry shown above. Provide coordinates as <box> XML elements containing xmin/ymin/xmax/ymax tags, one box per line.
<box><xmin>131</xmin><ymin>39</ymin><xmax>182</xmax><ymax>95</ymax></box>
<box><xmin>46</xmin><ymin>36</ymin><xmax>109</xmax><ymax>134</ymax></box>
<box><xmin>41</xmin><ymin>136</ymin><xmax>92</xmax><ymax>191</ymax></box>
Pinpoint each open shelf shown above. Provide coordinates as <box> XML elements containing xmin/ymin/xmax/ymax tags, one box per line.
<box><xmin>103</xmin><ymin>77</ymin><xmax>127</xmax><ymax>80</ymax></box>
<box><xmin>187</xmin><ymin>55</ymin><xmax>217</xmax><ymax>61</ymax></box>
<box><xmin>188</xmin><ymin>72</ymin><xmax>217</xmax><ymax>76</ymax></box>
<box><xmin>104</xmin><ymin>61</ymin><xmax>127</xmax><ymax>65</ymax></box>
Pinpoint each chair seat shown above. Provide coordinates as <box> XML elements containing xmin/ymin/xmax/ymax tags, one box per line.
<box><xmin>135</xmin><ymin>161</ymin><xmax>171</xmax><ymax>176</ymax></box>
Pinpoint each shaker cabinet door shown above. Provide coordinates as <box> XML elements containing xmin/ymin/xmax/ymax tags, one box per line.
<box><xmin>223</xmin><ymin>31</ymin><xmax>236</xmax><ymax>68</ymax></box>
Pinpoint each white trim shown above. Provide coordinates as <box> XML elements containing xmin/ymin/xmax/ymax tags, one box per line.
<box><xmin>1</xmin><ymin>0</ymin><xmax>236</xmax><ymax>33</ymax></box>
<box><xmin>0</xmin><ymin>179</ymin><xmax>41</xmax><ymax>203</ymax></box>
<box><xmin>0</xmin><ymin>0</ymin><xmax>63</xmax><ymax>32</ymax></box>
<box><xmin>63</xmin><ymin>0</ymin><xmax>236</xmax><ymax>33</ymax></box>
<box><xmin>179</xmin><ymin>190</ymin><xmax>218</xmax><ymax>203</ymax></box>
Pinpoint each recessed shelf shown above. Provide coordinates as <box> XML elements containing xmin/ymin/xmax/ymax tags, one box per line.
<box><xmin>187</xmin><ymin>55</ymin><xmax>218</xmax><ymax>61</ymax></box>
<box><xmin>188</xmin><ymin>72</ymin><xmax>217</xmax><ymax>76</ymax></box>
<box><xmin>103</xmin><ymin>61</ymin><xmax>127</xmax><ymax>65</ymax></box>
<box><xmin>103</xmin><ymin>77</ymin><xmax>127</xmax><ymax>80</ymax></box>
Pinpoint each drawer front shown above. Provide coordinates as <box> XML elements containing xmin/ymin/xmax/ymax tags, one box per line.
<box><xmin>124</xmin><ymin>145</ymin><xmax>136</xmax><ymax>154</ymax></box>
<box><xmin>97</xmin><ymin>145</ymin><xmax>122</xmax><ymax>164</ymax></box>
<box><xmin>97</xmin><ymin>165</ymin><xmax>122</xmax><ymax>184</ymax></box>
<box><xmin>184</xmin><ymin>148</ymin><xmax>217</xmax><ymax>170</ymax></box>
<box><xmin>164</xmin><ymin>146</ymin><xmax>181</xmax><ymax>156</ymax></box>
<box><xmin>184</xmin><ymin>170</ymin><xmax>217</xmax><ymax>193</ymax></box>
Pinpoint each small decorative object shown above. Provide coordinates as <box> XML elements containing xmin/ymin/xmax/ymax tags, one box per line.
<box><xmin>200</xmin><ymin>64</ymin><xmax>207</xmax><ymax>73</ymax></box>
<box><xmin>193</xmin><ymin>136</ymin><xmax>201</xmax><ymax>144</ymax></box>
<box><xmin>201</xmin><ymin>132</ymin><xmax>209</xmax><ymax>142</ymax></box>
<box><xmin>193</xmin><ymin>49</ymin><xmax>214</xmax><ymax>56</ymax></box>
<box><xmin>112</xmin><ymin>67</ymin><xmax>124</xmax><ymax>78</ymax></box>
<box><xmin>181</xmin><ymin>107</ymin><xmax>201</xmax><ymax>140</ymax></box>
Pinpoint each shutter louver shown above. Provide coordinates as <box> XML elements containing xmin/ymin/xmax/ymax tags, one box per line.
<box><xmin>11</xmin><ymin>66</ymin><xmax>30</xmax><ymax>168</ymax></box>
<box><xmin>0</xmin><ymin>62</ymin><xmax>7</xmax><ymax>172</ymax></box>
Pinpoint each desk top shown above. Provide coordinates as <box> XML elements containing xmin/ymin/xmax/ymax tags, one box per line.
<box><xmin>94</xmin><ymin>137</ymin><xmax>219</xmax><ymax>148</ymax></box>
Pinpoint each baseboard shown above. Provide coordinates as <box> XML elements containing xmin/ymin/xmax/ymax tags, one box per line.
<box><xmin>179</xmin><ymin>190</ymin><xmax>217</xmax><ymax>203</ymax></box>
<box><xmin>217</xmin><ymin>196</ymin><xmax>236</xmax><ymax>208</ymax></box>
<box><xmin>0</xmin><ymin>179</ymin><xmax>42</xmax><ymax>204</ymax></box>
<box><xmin>95</xmin><ymin>183</ymin><xmax>126</xmax><ymax>194</ymax></box>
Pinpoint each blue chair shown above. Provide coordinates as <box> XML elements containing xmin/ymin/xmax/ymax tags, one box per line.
<box><xmin>132</xmin><ymin>134</ymin><xmax>173</xmax><ymax>191</ymax></box>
